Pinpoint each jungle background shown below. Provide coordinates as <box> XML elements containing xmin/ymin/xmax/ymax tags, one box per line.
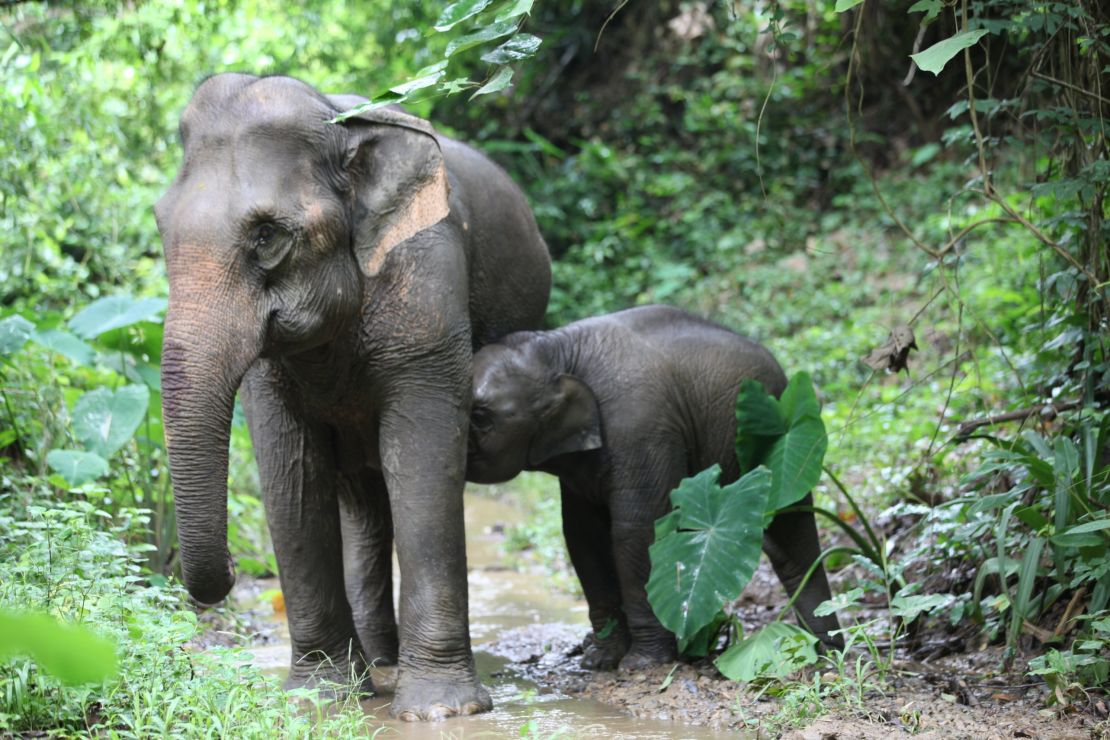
<box><xmin>0</xmin><ymin>0</ymin><xmax>1107</xmax><ymax>736</ymax></box>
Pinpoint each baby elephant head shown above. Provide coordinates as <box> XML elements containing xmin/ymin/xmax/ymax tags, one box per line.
<box><xmin>467</xmin><ymin>341</ymin><xmax>602</xmax><ymax>484</ymax></box>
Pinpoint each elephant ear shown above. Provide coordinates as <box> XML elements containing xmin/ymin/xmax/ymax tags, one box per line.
<box><xmin>528</xmin><ymin>374</ymin><xmax>603</xmax><ymax>466</ymax></box>
<box><xmin>339</xmin><ymin>106</ymin><xmax>451</xmax><ymax>277</ymax></box>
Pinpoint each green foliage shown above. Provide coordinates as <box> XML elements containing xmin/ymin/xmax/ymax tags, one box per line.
<box><xmin>735</xmin><ymin>374</ymin><xmax>828</xmax><ymax>515</ymax></box>
<box><xmin>0</xmin><ymin>610</ymin><xmax>118</xmax><ymax>686</ymax></box>
<box><xmin>714</xmin><ymin>622</ymin><xmax>819</xmax><ymax>683</ymax></box>
<box><xmin>0</xmin><ymin>499</ymin><xmax>375</xmax><ymax>736</ymax></box>
<box><xmin>647</xmin><ymin>466</ymin><xmax>771</xmax><ymax>645</ymax></box>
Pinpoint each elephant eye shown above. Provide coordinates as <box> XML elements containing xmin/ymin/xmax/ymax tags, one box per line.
<box><xmin>250</xmin><ymin>221</ymin><xmax>291</xmax><ymax>269</ymax></box>
<box><xmin>471</xmin><ymin>407</ymin><xmax>494</xmax><ymax>433</ymax></box>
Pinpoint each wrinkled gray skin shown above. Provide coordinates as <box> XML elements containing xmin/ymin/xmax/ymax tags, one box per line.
<box><xmin>155</xmin><ymin>73</ymin><xmax>550</xmax><ymax>720</ymax></box>
<box><xmin>467</xmin><ymin>305</ymin><xmax>841</xmax><ymax>670</ymax></box>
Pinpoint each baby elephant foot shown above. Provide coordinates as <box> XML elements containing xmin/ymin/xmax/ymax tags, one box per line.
<box><xmin>617</xmin><ymin>638</ymin><xmax>677</xmax><ymax>672</ymax></box>
<box><xmin>391</xmin><ymin>676</ymin><xmax>492</xmax><ymax>721</ymax></box>
<box><xmin>580</xmin><ymin>626</ymin><xmax>631</xmax><ymax>671</ymax></box>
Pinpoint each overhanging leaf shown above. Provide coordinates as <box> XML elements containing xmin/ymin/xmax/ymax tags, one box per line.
<box><xmin>389</xmin><ymin>60</ymin><xmax>448</xmax><ymax>96</ymax></box>
<box><xmin>32</xmin><ymin>329</ymin><xmax>97</xmax><ymax>366</ymax></box>
<box><xmin>445</xmin><ymin>19</ymin><xmax>518</xmax><ymax>58</ymax></box>
<box><xmin>910</xmin><ymin>29</ymin><xmax>989</xmax><ymax>76</ymax></box>
<box><xmin>647</xmin><ymin>466</ymin><xmax>771</xmax><ymax>641</ymax></box>
<box><xmin>480</xmin><ymin>33</ymin><xmax>542</xmax><ymax>64</ymax></box>
<box><xmin>72</xmin><ymin>384</ymin><xmax>150</xmax><ymax>458</ymax></box>
<box><xmin>495</xmin><ymin>0</ymin><xmax>534</xmax><ymax>22</ymax></box>
<box><xmin>714</xmin><ymin>622</ymin><xmax>818</xmax><ymax>681</ymax></box>
<box><xmin>834</xmin><ymin>0</ymin><xmax>866</xmax><ymax>12</ymax></box>
<box><xmin>0</xmin><ymin>315</ymin><xmax>34</xmax><ymax>356</ymax></box>
<box><xmin>434</xmin><ymin>0</ymin><xmax>494</xmax><ymax>32</ymax></box>
<box><xmin>471</xmin><ymin>66</ymin><xmax>514</xmax><ymax>98</ymax></box>
<box><xmin>0</xmin><ymin>610</ymin><xmax>118</xmax><ymax>685</ymax></box>
<box><xmin>45</xmin><ymin>449</ymin><xmax>110</xmax><ymax>486</ymax></box>
<box><xmin>68</xmin><ymin>295</ymin><xmax>166</xmax><ymax>340</ymax></box>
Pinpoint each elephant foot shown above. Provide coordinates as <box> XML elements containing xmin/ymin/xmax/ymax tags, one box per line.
<box><xmin>580</xmin><ymin>627</ymin><xmax>631</xmax><ymax>671</ymax></box>
<box><xmin>390</xmin><ymin>675</ymin><xmax>492</xmax><ymax>721</ymax></box>
<box><xmin>359</xmin><ymin>630</ymin><xmax>400</xmax><ymax>667</ymax></box>
<box><xmin>283</xmin><ymin>652</ymin><xmax>373</xmax><ymax>700</ymax></box>
<box><xmin>617</xmin><ymin>639</ymin><xmax>676</xmax><ymax>673</ymax></box>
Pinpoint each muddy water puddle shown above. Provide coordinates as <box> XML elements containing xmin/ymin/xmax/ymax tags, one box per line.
<box><xmin>233</xmin><ymin>490</ymin><xmax>729</xmax><ymax>738</ymax></box>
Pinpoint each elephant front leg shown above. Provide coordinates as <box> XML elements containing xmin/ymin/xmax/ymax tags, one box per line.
<box><xmin>338</xmin><ymin>468</ymin><xmax>398</xmax><ymax>667</ymax></box>
<box><xmin>379</xmin><ymin>384</ymin><xmax>490</xmax><ymax>721</ymax></box>
<box><xmin>560</xmin><ymin>485</ymin><xmax>629</xmax><ymax>670</ymax></box>
<box><xmin>244</xmin><ymin>381</ymin><xmax>367</xmax><ymax>693</ymax></box>
<box><xmin>764</xmin><ymin>495</ymin><xmax>844</xmax><ymax>649</ymax></box>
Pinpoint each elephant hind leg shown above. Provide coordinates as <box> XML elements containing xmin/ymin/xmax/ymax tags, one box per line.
<box><xmin>338</xmin><ymin>468</ymin><xmax>399</xmax><ymax>667</ymax></box>
<box><xmin>763</xmin><ymin>497</ymin><xmax>844</xmax><ymax>649</ymax></box>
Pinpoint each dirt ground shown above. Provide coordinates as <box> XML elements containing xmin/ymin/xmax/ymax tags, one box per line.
<box><xmin>480</xmin><ymin>560</ymin><xmax>1105</xmax><ymax>738</ymax></box>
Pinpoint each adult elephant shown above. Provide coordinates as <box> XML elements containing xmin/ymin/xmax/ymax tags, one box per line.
<box><xmin>154</xmin><ymin>73</ymin><xmax>550</xmax><ymax>721</ymax></box>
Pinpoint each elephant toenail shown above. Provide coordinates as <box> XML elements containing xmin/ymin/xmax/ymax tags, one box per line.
<box><xmin>426</xmin><ymin>704</ymin><xmax>454</xmax><ymax>721</ymax></box>
<box><xmin>397</xmin><ymin>710</ymin><xmax>421</xmax><ymax>722</ymax></box>
<box><xmin>460</xmin><ymin>701</ymin><xmax>484</xmax><ymax>715</ymax></box>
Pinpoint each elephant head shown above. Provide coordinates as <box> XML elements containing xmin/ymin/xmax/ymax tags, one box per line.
<box><xmin>466</xmin><ymin>340</ymin><xmax>602</xmax><ymax>484</ymax></box>
<box><xmin>155</xmin><ymin>74</ymin><xmax>451</xmax><ymax>604</ymax></box>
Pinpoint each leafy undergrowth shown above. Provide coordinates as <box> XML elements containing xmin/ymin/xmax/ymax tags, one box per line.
<box><xmin>0</xmin><ymin>491</ymin><xmax>378</xmax><ymax>737</ymax></box>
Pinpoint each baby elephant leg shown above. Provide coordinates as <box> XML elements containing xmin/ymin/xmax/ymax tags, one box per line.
<box><xmin>763</xmin><ymin>496</ymin><xmax>843</xmax><ymax>648</ymax></box>
<box><xmin>609</xmin><ymin>474</ymin><xmax>679</xmax><ymax>671</ymax></box>
<box><xmin>560</xmin><ymin>484</ymin><xmax>630</xmax><ymax>670</ymax></box>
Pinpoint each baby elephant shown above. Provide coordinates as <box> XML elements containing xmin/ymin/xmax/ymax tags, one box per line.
<box><xmin>466</xmin><ymin>305</ymin><xmax>841</xmax><ymax>671</ymax></box>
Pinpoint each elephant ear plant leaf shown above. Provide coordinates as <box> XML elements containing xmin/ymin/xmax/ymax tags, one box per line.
<box><xmin>736</xmin><ymin>372</ymin><xmax>827</xmax><ymax>517</ymax></box>
<box><xmin>72</xmin><ymin>384</ymin><xmax>150</xmax><ymax>459</ymax></box>
<box><xmin>646</xmin><ymin>465</ymin><xmax>772</xmax><ymax>647</ymax></box>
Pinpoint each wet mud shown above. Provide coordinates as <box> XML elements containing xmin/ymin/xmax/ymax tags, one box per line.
<box><xmin>202</xmin><ymin>490</ymin><xmax>1103</xmax><ymax>738</ymax></box>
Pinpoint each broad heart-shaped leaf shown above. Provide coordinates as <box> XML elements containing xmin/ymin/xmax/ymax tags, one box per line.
<box><xmin>31</xmin><ymin>329</ymin><xmax>96</xmax><ymax>366</ymax></box>
<box><xmin>445</xmin><ymin>19</ymin><xmax>518</xmax><ymax>58</ymax></box>
<box><xmin>734</xmin><ymin>379</ymin><xmax>785</xmax><ymax>473</ymax></box>
<box><xmin>480</xmin><ymin>33</ymin><xmax>542</xmax><ymax>64</ymax></box>
<box><xmin>68</xmin><ymin>295</ymin><xmax>166</xmax><ymax>340</ymax></box>
<box><xmin>910</xmin><ymin>29</ymin><xmax>989</xmax><ymax>75</ymax></box>
<box><xmin>647</xmin><ymin>466</ymin><xmax>771</xmax><ymax>642</ymax></box>
<box><xmin>45</xmin><ymin>449</ymin><xmax>110</xmax><ymax>486</ymax></box>
<box><xmin>471</xmin><ymin>66</ymin><xmax>513</xmax><ymax>98</ymax></box>
<box><xmin>0</xmin><ymin>609</ymin><xmax>118</xmax><ymax>685</ymax></box>
<box><xmin>72</xmin><ymin>384</ymin><xmax>150</xmax><ymax>458</ymax></box>
<box><xmin>434</xmin><ymin>0</ymin><xmax>494</xmax><ymax>32</ymax></box>
<box><xmin>714</xmin><ymin>622</ymin><xmax>818</xmax><ymax>682</ymax></box>
<box><xmin>764</xmin><ymin>415</ymin><xmax>827</xmax><ymax>513</ymax></box>
<box><xmin>779</xmin><ymin>371</ymin><xmax>821</xmax><ymax>426</ymax></box>
<box><xmin>0</xmin><ymin>315</ymin><xmax>34</xmax><ymax>356</ymax></box>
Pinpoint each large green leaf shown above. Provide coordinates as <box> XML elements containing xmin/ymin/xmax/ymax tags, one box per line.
<box><xmin>764</xmin><ymin>415</ymin><xmax>827</xmax><ymax>512</ymax></box>
<box><xmin>0</xmin><ymin>610</ymin><xmax>118</xmax><ymax>685</ymax></box>
<box><xmin>444</xmin><ymin>19</ymin><xmax>518</xmax><ymax>58</ymax></box>
<box><xmin>31</xmin><ymin>329</ymin><xmax>97</xmax><ymax>366</ymax></box>
<box><xmin>434</xmin><ymin>0</ymin><xmax>494</xmax><ymax>32</ymax></box>
<box><xmin>0</xmin><ymin>315</ymin><xmax>34</xmax><ymax>356</ymax></box>
<box><xmin>910</xmin><ymin>29</ymin><xmax>989</xmax><ymax>76</ymax></box>
<box><xmin>471</xmin><ymin>66</ymin><xmax>513</xmax><ymax>98</ymax></box>
<box><xmin>735</xmin><ymin>373</ymin><xmax>828</xmax><ymax>513</ymax></box>
<box><xmin>68</xmin><ymin>295</ymin><xmax>166</xmax><ymax>340</ymax></box>
<box><xmin>647</xmin><ymin>466</ymin><xmax>771</xmax><ymax>642</ymax></box>
<box><xmin>480</xmin><ymin>33</ymin><xmax>542</xmax><ymax>64</ymax></box>
<box><xmin>714</xmin><ymin>622</ymin><xmax>818</xmax><ymax>682</ymax></box>
<box><xmin>45</xmin><ymin>449</ymin><xmax>110</xmax><ymax>486</ymax></box>
<box><xmin>72</xmin><ymin>384</ymin><xmax>150</xmax><ymax>458</ymax></box>
<box><xmin>494</xmin><ymin>0</ymin><xmax>533</xmax><ymax>22</ymax></box>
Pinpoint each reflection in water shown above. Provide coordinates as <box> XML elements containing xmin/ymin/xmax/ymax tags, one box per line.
<box><xmin>236</xmin><ymin>490</ymin><xmax>729</xmax><ymax>738</ymax></box>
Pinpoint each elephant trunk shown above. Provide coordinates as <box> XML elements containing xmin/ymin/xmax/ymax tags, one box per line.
<box><xmin>161</xmin><ymin>296</ymin><xmax>261</xmax><ymax>605</ymax></box>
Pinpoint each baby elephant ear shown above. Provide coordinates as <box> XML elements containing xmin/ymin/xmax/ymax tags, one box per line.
<box><xmin>528</xmin><ymin>374</ymin><xmax>603</xmax><ymax>466</ymax></box>
<box><xmin>339</xmin><ymin>107</ymin><xmax>451</xmax><ymax>277</ymax></box>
